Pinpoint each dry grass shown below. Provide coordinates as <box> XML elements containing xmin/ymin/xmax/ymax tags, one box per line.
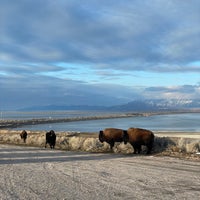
<box><xmin>0</xmin><ymin>130</ymin><xmax>200</xmax><ymax>160</ymax></box>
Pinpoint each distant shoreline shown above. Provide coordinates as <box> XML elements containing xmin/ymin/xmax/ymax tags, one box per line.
<box><xmin>0</xmin><ymin>113</ymin><xmax>140</xmax><ymax>129</ymax></box>
<box><xmin>0</xmin><ymin>110</ymin><xmax>200</xmax><ymax>129</ymax></box>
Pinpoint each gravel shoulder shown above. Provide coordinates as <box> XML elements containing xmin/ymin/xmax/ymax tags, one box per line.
<box><xmin>0</xmin><ymin>144</ymin><xmax>200</xmax><ymax>200</ymax></box>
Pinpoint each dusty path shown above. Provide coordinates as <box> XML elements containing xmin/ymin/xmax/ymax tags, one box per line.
<box><xmin>0</xmin><ymin>144</ymin><xmax>200</xmax><ymax>200</ymax></box>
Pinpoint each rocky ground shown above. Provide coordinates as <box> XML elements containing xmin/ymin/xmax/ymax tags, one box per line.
<box><xmin>0</xmin><ymin>144</ymin><xmax>200</xmax><ymax>200</ymax></box>
<box><xmin>0</xmin><ymin>129</ymin><xmax>200</xmax><ymax>199</ymax></box>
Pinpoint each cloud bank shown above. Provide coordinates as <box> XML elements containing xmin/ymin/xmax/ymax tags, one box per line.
<box><xmin>0</xmin><ymin>0</ymin><xmax>200</xmax><ymax>109</ymax></box>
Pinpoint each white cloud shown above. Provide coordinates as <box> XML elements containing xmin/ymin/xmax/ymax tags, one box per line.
<box><xmin>1</xmin><ymin>0</ymin><xmax>200</xmax><ymax>109</ymax></box>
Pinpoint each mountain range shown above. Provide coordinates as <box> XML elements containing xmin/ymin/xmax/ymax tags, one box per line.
<box><xmin>19</xmin><ymin>99</ymin><xmax>200</xmax><ymax>112</ymax></box>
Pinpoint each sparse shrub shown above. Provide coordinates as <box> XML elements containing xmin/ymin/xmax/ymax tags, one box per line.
<box><xmin>0</xmin><ymin>130</ymin><xmax>199</xmax><ymax>155</ymax></box>
<box><xmin>113</xmin><ymin>143</ymin><xmax>133</xmax><ymax>154</ymax></box>
<box><xmin>186</xmin><ymin>142</ymin><xmax>200</xmax><ymax>153</ymax></box>
<box><xmin>83</xmin><ymin>138</ymin><xmax>99</xmax><ymax>152</ymax></box>
<box><xmin>68</xmin><ymin>136</ymin><xmax>85</xmax><ymax>150</ymax></box>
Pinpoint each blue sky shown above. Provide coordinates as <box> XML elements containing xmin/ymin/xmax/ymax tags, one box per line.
<box><xmin>0</xmin><ymin>0</ymin><xmax>200</xmax><ymax>110</ymax></box>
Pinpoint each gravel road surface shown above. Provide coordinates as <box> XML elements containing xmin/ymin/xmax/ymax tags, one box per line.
<box><xmin>0</xmin><ymin>144</ymin><xmax>200</xmax><ymax>200</ymax></box>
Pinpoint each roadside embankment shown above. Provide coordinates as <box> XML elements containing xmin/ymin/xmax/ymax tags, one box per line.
<box><xmin>0</xmin><ymin>130</ymin><xmax>200</xmax><ymax>159</ymax></box>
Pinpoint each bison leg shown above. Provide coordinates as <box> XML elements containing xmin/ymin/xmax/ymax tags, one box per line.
<box><xmin>49</xmin><ymin>143</ymin><xmax>55</xmax><ymax>149</ymax></box>
<box><xmin>131</xmin><ymin>144</ymin><xmax>137</xmax><ymax>154</ymax></box>
<box><xmin>109</xmin><ymin>140</ymin><xmax>115</xmax><ymax>150</ymax></box>
<box><xmin>51</xmin><ymin>141</ymin><xmax>56</xmax><ymax>149</ymax></box>
<box><xmin>146</xmin><ymin>144</ymin><xmax>153</xmax><ymax>154</ymax></box>
<box><xmin>131</xmin><ymin>143</ymin><xmax>141</xmax><ymax>154</ymax></box>
<box><xmin>146</xmin><ymin>139</ymin><xmax>154</xmax><ymax>154</ymax></box>
<box><xmin>137</xmin><ymin>145</ymin><xmax>142</xmax><ymax>154</ymax></box>
<box><xmin>134</xmin><ymin>145</ymin><xmax>141</xmax><ymax>154</ymax></box>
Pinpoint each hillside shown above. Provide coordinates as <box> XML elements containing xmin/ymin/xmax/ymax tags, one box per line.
<box><xmin>18</xmin><ymin>99</ymin><xmax>200</xmax><ymax>112</ymax></box>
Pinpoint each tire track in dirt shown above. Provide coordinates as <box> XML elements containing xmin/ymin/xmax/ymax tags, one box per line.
<box><xmin>0</xmin><ymin>144</ymin><xmax>200</xmax><ymax>200</ymax></box>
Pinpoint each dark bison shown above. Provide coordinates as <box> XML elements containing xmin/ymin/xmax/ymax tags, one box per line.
<box><xmin>20</xmin><ymin>130</ymin><xmax>27</xmax><ymax>143</ymax></box>
<box><xmin>99</xmin><ymin>128</ymin><xmax>127</xmax><ymax>150</ymax></box>
<box><xmin>123</xmin><ymin>127</ymin><xmax>154</xmax><ymax>154</ymax></box>
<box><xmin>45</xmin><ymin>130</ymin><xmax>56</xmax><ymax>149</ymax></box>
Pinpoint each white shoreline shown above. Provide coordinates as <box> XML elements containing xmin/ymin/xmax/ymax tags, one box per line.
<box><xmin>154</xmin><ymin>131</ymin><xmax>200</xmax><ymax>139</ymax></box>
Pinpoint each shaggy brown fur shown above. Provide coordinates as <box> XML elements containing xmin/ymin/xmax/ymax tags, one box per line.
<box><xmin>20</xmin><ymin>130</ymin><xmax>27</xmax><ymax>143</ymax></box>
<box><xmin>123</xmin><ymin>128</ymin><xmax>154</xmax><ymax>154</ymax></box>
<box><xmin>45</xmin><ymin>130</ymin><xmax>56</xmax><ymax>149</ymax></box>
<box><xmin>99</xmin><ymin>128</ymin><xmax>127</xmax><ymax>150</ymax></box>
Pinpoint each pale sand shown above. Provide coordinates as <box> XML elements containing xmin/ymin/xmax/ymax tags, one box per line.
<box><xmin>154</xmin><ymin>131</ymin><xmax>200</xmax><ymax>139</ymax></box>
<box><xmin>1</xmin><ymin>144</ymin><xmax>200</xmax><ymax>199</ymax></box>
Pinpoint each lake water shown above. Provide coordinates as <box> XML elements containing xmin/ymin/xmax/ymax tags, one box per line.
<box><xmin>2</xmin><ymin>111</ymin><xmax>200</xmax><ymax>132</ymax></box>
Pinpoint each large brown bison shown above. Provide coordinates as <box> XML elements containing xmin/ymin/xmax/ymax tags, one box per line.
<box><xmin>123</xmin><ymin>127</ymin><xmax>154</xmax><ymax>154</ymax></box>
<box><xmin>45</xmin><ymin>130</ymin><xmax>56</xmax><ymax>149</ymax></box>
<box><xmin>99</xmin><ymin>128</ymin><xmax>127</xmax><ymax>150</ymax></box>
<box><xmin>20</xmin><ymin>130</ymin><xmax>27</xmax><ymax>143</ymax></box>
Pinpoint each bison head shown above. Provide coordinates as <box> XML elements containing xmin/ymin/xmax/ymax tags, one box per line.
<box><xmin>98</xmin><ymin>130</ymin><xmax>104</xmax><ymax>143</ymax></box>
<box><xmin>123</xmin><ymin>130</ymin><xmax>129</xmax><ymax>144</ymax></box>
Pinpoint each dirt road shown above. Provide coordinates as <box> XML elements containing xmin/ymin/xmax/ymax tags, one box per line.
<box><xmin>0</xmin><ymin>144</ymin><xmax>200</xmax><ymax>200</ymax></box>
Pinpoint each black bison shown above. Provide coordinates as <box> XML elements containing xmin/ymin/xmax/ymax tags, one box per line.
<box><xmin>99</xmin><ymin>128</ymin><xmax>127</xmax><ymax>150</ymax></box>
<box><xmin>20</xmin><ymin>130</ymin><xmax>27</xmax><ymax>143</ymax></box>
<box><xmin>45</xmin><ymin>130</ymin><xmax>56</xmax><ymax>149</ymax></box>
<box><xmin>123</xmin><ymin>127</ymin><xmax>154</xmax><ymax>154</ymax></box>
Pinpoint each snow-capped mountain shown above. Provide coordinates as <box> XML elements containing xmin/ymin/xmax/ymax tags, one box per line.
<box><xmin>109</xmin><ymin>99</ymin><xmax>200</xmax><ymax>111</ymax></box>
<box><xmin>19</xmin><ymin>99</ymin><xmax>200</xmax><ymax>112</ymax></box>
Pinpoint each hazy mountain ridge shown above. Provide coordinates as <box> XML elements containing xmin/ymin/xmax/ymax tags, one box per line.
<box><xmin>109</xmin><ymin>99</ymin><xmax>200</xmax><ymax>111</ymax></box>
<box><xmin>18</xmin><ymin>99</ymin><xmax>200</xmax><ymax>112</ymax></box>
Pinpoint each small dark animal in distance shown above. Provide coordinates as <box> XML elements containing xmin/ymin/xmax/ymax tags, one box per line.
<box><xmin>20</xmin><ymin>130</ymin><xmax>27</xmax><ymax>143</ymax></box>
<box><xmin>45</xmin><ymin>130</ymin><xmax>56</xmax><ymax>149</ymax></box>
